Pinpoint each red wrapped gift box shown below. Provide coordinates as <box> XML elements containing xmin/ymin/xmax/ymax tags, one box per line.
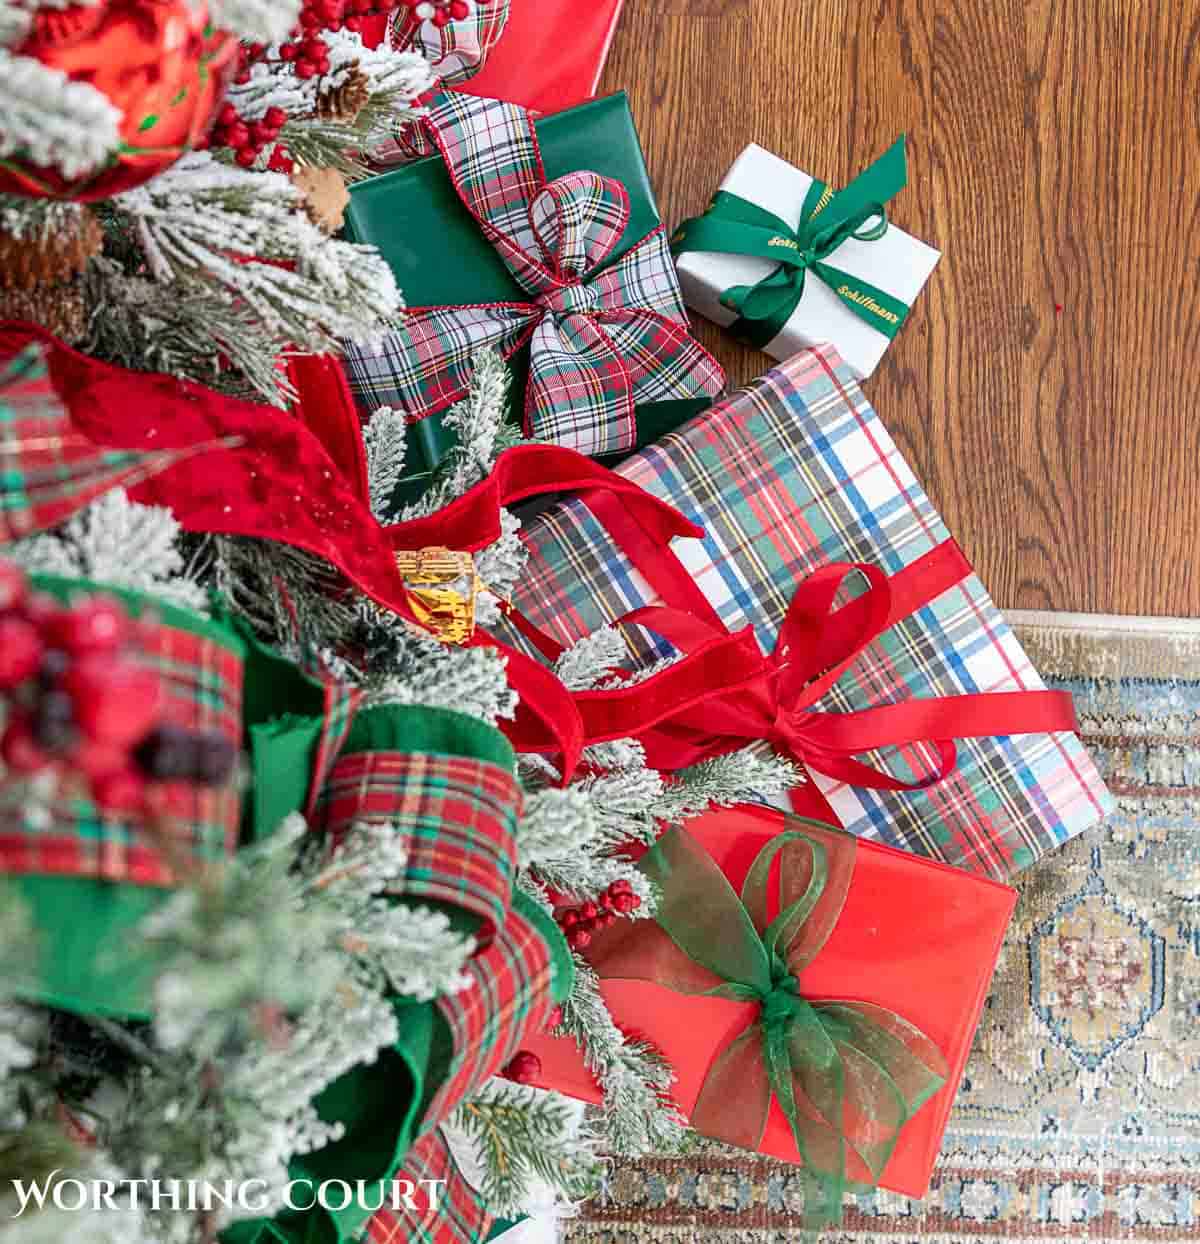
<box><xmin>461</xmin><ymin>0</ymin><xmax>625</xmax><ymax>113</ymax></box>
<box><xmin>364</xmin><ymin>0</ymin><xmax>626</xmax><ymax>115</ymax></box>
<box><xmin>523</xmin><ymin>804</ymin><xmax>1016</xmax><ymax>1199</ymax></box>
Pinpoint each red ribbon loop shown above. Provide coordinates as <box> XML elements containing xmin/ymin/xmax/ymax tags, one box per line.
<box><xmin>511</xmin><ymin>539</ymin><xmax>1079</xmax><ymax>796</ymax></box>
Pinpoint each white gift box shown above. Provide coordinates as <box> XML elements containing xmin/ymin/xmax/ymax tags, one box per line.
<box><xmin>674</xmin><ymin>143</ymin><xmax>941</xmax><ymax>379</ymax></box>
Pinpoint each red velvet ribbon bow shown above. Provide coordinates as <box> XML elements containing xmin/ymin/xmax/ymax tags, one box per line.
<box><xmin>0</xmin><ymin>322</ymin><xmax>701</xmax><ymax>786</ymax></box>
<box><xmin>504</xmin><ymin>498</ymin><xmax>1078</xmax><ymax>812</ymax></box>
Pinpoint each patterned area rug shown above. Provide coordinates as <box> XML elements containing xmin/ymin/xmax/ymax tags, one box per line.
<box><xmin>567</xmin><ymin>611</ymin><xmax>1200</xmax><ymax>1243</ymax></box>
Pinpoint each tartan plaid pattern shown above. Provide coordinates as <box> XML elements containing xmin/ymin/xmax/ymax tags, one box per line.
<box><xmin>0</xmin><ymin>344</ymin><xmax>209</xmax><ymax>542</ymax></box>
<box><xmin>343</xmin><ymin>91</ymin><xmax>724</xmax><ymax>455</ymax></box>
<box><xmin>390</xmin><ymin>0</ymin><xmax>511</xmax><ymax>88</ymax></box>
<box><xmin>495</xmin><ymin>344</ymin><xmax>1113</xmax><ymax>880</ymax></box>
<box><xmin>366</xmin><ymin>1130</ymin><xmax>493</xmax><ymax>1244</ymax></box>
<box><xmin>424</xmin><ymin>896</ymin><xmax>554</xmax><ymax>1127</ymax></box>
<box><xmin>316</xmin><ymin>749</ymin><xmax>520</xmax><ymax>935</ymax></box>
<box><xmin>303</xmin><ymin>665</ymin><xmax>364</xmax><ymax>820</ymax></box>
<box><xmin>320</xmin><ymin>746</ymin><xmax>553</xmax><ymax>1244</ymax></box>
<box><xmin>0</xmin><ymin>614</ymin><xmax>244</xmax><ymax>886</ymax></box>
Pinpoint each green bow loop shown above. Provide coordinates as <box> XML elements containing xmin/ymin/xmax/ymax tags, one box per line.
<box><xmin>671</xmin><ymin>136</ymin><xmax>912</xmax><ymax>350</ymax></box>
<box><xmin>591</xmin><ymin>822</ymin><xmax>948</xmax><ymax>1227</ymax></box>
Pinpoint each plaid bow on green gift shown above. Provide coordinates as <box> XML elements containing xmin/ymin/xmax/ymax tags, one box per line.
<box><xmin>342</xmin><ymin>91</ymin><xmax>725</xmax><ymax>457</ymax></box>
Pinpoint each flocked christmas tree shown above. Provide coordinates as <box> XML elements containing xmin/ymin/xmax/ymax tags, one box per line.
<box><xmin>0</xmin><ymin>3</ymin><xmax>793</xmax><ymax>1241</ymax></box>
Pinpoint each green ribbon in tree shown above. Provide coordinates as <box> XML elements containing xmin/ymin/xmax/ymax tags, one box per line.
<box><xmin>591</xmin><ymin>821</ymin><xmax>948</xmax><ymax>1226</ymax></box>
<box><xmin>670</xmin><ymin>137</ymin><xmax>912</xmax><ymax>351</ymax></box>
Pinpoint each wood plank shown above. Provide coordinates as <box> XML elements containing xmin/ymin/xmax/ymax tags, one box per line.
<box><xmin>603</xmin><ymin>0</ymin><xmax>1200</xmax><ymax>617</ymax></box>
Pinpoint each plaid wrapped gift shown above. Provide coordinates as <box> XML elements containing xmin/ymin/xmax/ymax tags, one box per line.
<box><xmin>494</xmin><ymin>345</ymin><xmax>1112</xmax><ymax>879</ymax></box>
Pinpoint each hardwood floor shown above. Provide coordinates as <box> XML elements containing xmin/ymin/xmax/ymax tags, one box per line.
<box><xmin>601</xmin><ymin>0</ymin><xmax>1200</xmax><ymax>617</ymax></box>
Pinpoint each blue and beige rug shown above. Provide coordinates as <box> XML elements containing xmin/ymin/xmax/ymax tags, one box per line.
<box><xmin>568</xmin><ymin>611</ymin><xmax>1200</xmax><ymax>1243</ymax></box>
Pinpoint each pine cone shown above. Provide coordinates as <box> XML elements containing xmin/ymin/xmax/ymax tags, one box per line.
<box><xmin>0</xmin><ymin>281</ymin><xmax>88</xmax><ymax>343</ymax></box>
<box><xmin>292</xmin><ymin>165</ymin><xmax>351</xmax><ymax>235</ymax></box>
<box><xmin>0</xmin><ymin>208</ymin><xmax>103</xmax><ymax>293</ymax></box>
<box><xmin>316</xmin><ymin>66</ymin><xmax>372</xmax><ymax>124</ymax></box>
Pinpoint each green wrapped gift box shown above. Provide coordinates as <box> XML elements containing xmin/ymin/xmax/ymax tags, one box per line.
<box><xmin>341</xmin><ymin>91</ymin><xmax>718</xmax><ymax>504</ymax></box>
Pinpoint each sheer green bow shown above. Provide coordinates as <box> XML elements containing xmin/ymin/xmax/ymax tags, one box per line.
<box><xmin>591</xmin><ymin>822</ymin><xmax>948</xmax><ymax>1226</ymax></box>
<box><xmin>670</xmin><ymin>136</ymin><xmax>911</xmax><ymax>351</ymax></box>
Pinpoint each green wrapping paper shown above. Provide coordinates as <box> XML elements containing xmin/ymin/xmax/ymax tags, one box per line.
<box><xmin>341</xmin><ymin>91</ymin><xmax>713</xmax><ymax>500</ymax></box>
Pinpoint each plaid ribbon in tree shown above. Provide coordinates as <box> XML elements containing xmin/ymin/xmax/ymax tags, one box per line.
<box><xmin>367</xmin><ymin>1130</ymin><xmax>493</xmax><ymax>1244</ymax></box>
<box><xmin>390</xmin><ymin>0</ymin><xmax>511</xmax><ymax>89</ymax></box>
<box><xmin>0</xmin><ymin>343</ymin><xmax>236</xmax><ymax>543</ymax></box>
<box><xmin>317</xmin><ymin>746</ymin><xmax>520</xmax><ymax>937</ymax></box>
<box><xmin>365</xmin><ymin>899</ymin><xmax>554</xmax><ymax>1244</ymax></box>
<box><xmin>343</xmin><ymin>91</ymin><xmax>725</xmax><ymax>456</ymax></box>
<box><xmin>493</xmin><ymin>344</ymin><xmax>1113</xmax><ymax>881</ymax></box>
<box><xmin>0</xmin><ymin>578</ymin><xmax>245</xmax><ymax>886</ymax></box>
<box><xmin>309</xmin><ymin>713</ymin><xmax>560</xmax><ymax>1244</ymax></box>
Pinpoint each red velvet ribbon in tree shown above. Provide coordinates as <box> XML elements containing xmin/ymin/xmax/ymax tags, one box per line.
<box><xmin>0</xmin><ymin>322</ymin><xmax>700</xmax><ymax>785</ymax></box>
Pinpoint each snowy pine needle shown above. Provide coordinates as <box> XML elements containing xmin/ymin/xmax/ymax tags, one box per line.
<box><xmin>363</xmin><ymin>405</ymin><xmax>408</xmax><ymax>521</ymax></box>
<box><xmin>206</xmin><ymin>0</ymin><xmax>304</xmax><ymax>44</ymax></box>
<box><xmin>114</xmin><ymin>152</ymin><xmax>401</xmax><ymax>354</ymax></box>
<box><xmin>8</xmin><ymin>490</ymin><xmax>208</xmax><ymax>612</ymax></box>
<box><xmin>0</xmin><ymin>46</ymin><xmax>120</xmax><ymax>179</ymax></box>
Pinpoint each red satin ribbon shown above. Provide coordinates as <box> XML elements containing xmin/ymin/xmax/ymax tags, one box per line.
<box><xmin>502</xmin><ymin>501</ymin><xmax>1079</xmax><ymax>808</ymax></box>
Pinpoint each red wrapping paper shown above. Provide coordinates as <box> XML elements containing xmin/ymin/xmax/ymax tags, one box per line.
<box><xmin>523</xmin><ymin>805</ymin><xmax>1016</xmax><ymax>1199</ymax></box>
<box><xmin>460</xmin><ymin>0</ymin><xmax>625</xmax><ymax>113</ymax></box>
<box><xmin>363</xmin><ymin>0</ymin><xmax>625</xmax><ymax>114</ymax></box>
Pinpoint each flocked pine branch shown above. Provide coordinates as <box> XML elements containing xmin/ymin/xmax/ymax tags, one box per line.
<box><xmin>363</xmin><ymin>405</ymin><xmax>408</xmax><ymax>522</ymax></box>
<box><xmin>8</xmin><ymin>489</ymin><xmax>209</xmax><ymax>613</ymax></box>
<box><xmin>0</xmin><ymin>45</ymin><xmax>121</xmax><ymax>179</ymax></box>
<box><xmin>83</xmin><ymin>257</ymin><xmax>296</xmax><ymax>404</ymax></box>
<box><xmin>559</xmin><ymin>960</ymin><xmax>686</xmax><ymax>1156</ymax></box>
<box><xmin>402</xmin><ymin>349</ymin><xmax>524</xmax><ymax>517</ymax></box>
<box><xmin>658</xmin><ymin>747</ymin><xmax>804</xmax><ymax>821</ymax></box>
<box><xmin>400</xmin><ymin>349</ymin><xmax>529</xmax><ymax>623</ymax></box>
<box><xmin>111</xmin><ymin>152</ymin><xmax>401</xmax><ymax>364</ymax></box>
<box><xmin>93</xmin><ymin>815</ymin><xmax>476</xmax><ymax>1236</ymax></box>
<box><xmin>227</xmin><ymin>30</ymin><xmax>432</xmax><ymax>129</ymax></box>
<box><xmin>142</xmin><ymin>814</ymin><xmax>471</xmax><ymax>1058</ymax></box>
<box><xmin>206</xmin><ymin>0</ymin><xmax>304</xmax><ymax>44</ymax></box>
<box><xmin>445</xmin><ymin>1080</ymin><xmax>602</xmax><ymax>1218</ymax></box>
<box><xmin>553</xmin><ymin>626</ymin><xmax>627</xmax><ymax>692</ymax></box>
<box><xmin>366</xmin><ymin>623</ymin><xmax>518</xmax><ymax>726</ymax></box>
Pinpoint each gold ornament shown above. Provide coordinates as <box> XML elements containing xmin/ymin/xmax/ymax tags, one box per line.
<box><xmin>291</xmin><ymin>164</ymin><xmax>351</xmax><ymax>235</ymax></box>
<box><xmin>316</xmin><ymin>65</ymin><xmax>372</xmax><ymax>124</ymax></box>
<box><xmin>395</xmin><ymin>547</ymin><xmax>482</xmax><ymax>645</ymax></box>
<box><xmin>0</xmin><ymin>207</ymin><xmax>103</xmax><ymax>292</ymax></box>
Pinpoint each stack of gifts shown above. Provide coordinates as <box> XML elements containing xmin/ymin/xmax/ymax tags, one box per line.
<box><xmin>308</xmin><ymin>20</ymin><xmax>1107</xmax><ymax>1223</ymax></box>
<box><xmin>485</xmin><ymin>341</ymin><xmax>1111</xmax><ymax>1204</ymax></box>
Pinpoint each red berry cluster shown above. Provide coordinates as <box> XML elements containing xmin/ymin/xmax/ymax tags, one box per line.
<box><xmin>403</xmin><ymin>0</ymin><xmax>472</xmax><ymax>29</ymax></box>
<box><xmin>555</xmin><ymin>879</ymin><xmax>641</xmax><ymax>952</ymax></box>
<box><xmin>209</xmin><ymin>102</ymin><xmax>289</xmax><ymax>168</ymax></box>
<box><xmin>500</xmin><ymin>1050</ymin><xmax>542</xmax><ymax>1085</ymax></box>
<box><xmin>0</xmin><ymin>562</ymin><xmax>237</xmax><ymax>814</ymax></box>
